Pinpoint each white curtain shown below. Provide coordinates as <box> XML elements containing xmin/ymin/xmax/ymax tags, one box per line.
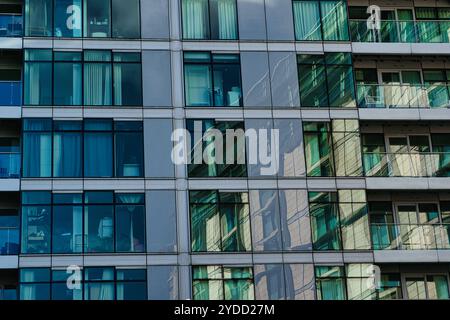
<box><xmin>217</xmin><ymin>0</ymin><xmax>237</xmax><ymax>39</ymax></box>
<box><xmin>183</xmin><ymin>0</ymin><xmax>209</xmax><ymax>39</ymax></box>
<box><xmin>84</xmin><ymin>58</ymin><xmax>112</xmax><ymax>106</ymax></box>
<box><xmin>293</xmin><ymin>1</ymin><xmax>321</xmax><ymax>40</ymax></box>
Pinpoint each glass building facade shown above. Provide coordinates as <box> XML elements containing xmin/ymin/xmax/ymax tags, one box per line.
<box><xmin>0</xmin><ymin>0</ymin><xmax>449</xmax><ymax>301</ymax></box>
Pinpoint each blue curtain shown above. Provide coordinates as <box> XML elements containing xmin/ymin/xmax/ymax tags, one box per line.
<box><xmin>23</xmin><ymin>132</ymin><xmax>52</xmax><ymax>177</ymax></box>
<box><xmin>84</xmin><ymin>133</ymin><xmax>113</xmax><ymax>177</ymax></box>
<box><xmin>53</xmin><ymin>132</ymin><xmax>82</xmax><ymax>177</ymax></box>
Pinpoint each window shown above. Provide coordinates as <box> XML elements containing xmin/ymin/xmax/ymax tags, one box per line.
<box><xmin>193</xmin><ymin>266</ymin><xmax>254</xmax><ymax>300</ymax></box>
<box><xmin>54</xmin><ymin>0</ymin><xmax>82</xmax><ymax>37</ymax></box>
<box><xmin>19</xmin><ymin>268</ymin><xmax>51</xmax><ymax>300</ymax></box>
<box><xmin>21</xmin><ymin>191</ymin><xmax>145</xmax><ymax>254</ymax></box>
<box><xmin>24</xmin><ymin>49</ymin><xmax>142</xmax><ymax>107</ymax></box>
<box><xmin>113</xmin><ymin>53</ymin><xmax>142</xmax><ymax>106</ymax></box>
<box><xmin>25</xmin><ymin>0</ymin><xmax>53</xmax><ymax>36</ymax></box>
<box><xmin>114</xmin><ymin>194</ymin><xmax>145</xmax><ymax>253</ymax></box>
<box><xmin>83</xmin><ymin>50</ymin><xmax>112</xmax><ymax>105</ymax></box>
<box><xmin>24</xmin><ymin>49</ymin><xmax>52</xmax><ymax>106</ymax></box>
<box><xmin>308</xmin><ymin>192</ymin><xmax>341</xmax><ymax>250</ymax></box>
<box><xmin>53</xmin><ymin>121</ymin><xmax>83</xmax><ymax>177</ymax></box>
<box><xmin>190</xmin><ymin>191</ymin><xmax>251</xmax><ymax>252</ymax></box>
<box><xmin>303</xmin><ymin>122</ymin><xmax>334</xmax><ymax>177</ymax></box>
<box><xmin>20</xmin><ymin>267</ymin><xmax>146</xmax><ymax>300</ymax></box>
<box><xmin>293</xmin><ymin>1</ymin><xmax>349</xmax><ymax>41</ymax></box>
<box><xmin>308</xmin><ymin>190</ymin><xmax>369</xmax><ymax>251</ymax></box>
<box><xmin>116</xmin><ymin>269</ymin><xmax>147</xmax><ymax>300</ymax></box>
<box><xmin>182</xmin><ymin>0</ymin><xmax>238</xmax><ymax>40</ymax></box>
<box><xmin>111</xmin><ymin>0</ymin><xmax>140</xmax><ymax>38</ymax></box>
<box><xmin>187</xmin><ymin>120</ymin><xmax>247</xmax><ymax>177</ymax></box>
<box><xmin>184</xmin><ymin>52</ymin><xmax>242</xmax><ymax>107</ymax></box>
<box><xmin>22</xmin><ymin>119</ymin><xmax>52</xmax><ymax>178</ymax></box>
<box><xmin>406</xmin><ymin>275</ymin><xmax>450</xmax><ymax>300</ymax></box>
<box><xmin>52</xmin><ymin>193</ymin><xmax>83</xmax><ymax>254</ymax></box>
<box><xmin>54</xmin><ymin>51</ymin><xmax>82</xmax><ymax>105</ymax></box>
<box><xmin>114</xmin><ymin>122</ymin><xmax>144</xmax><ymax>177</ymax></box>
<box><xmin>303</xmin><ymin>120</ymin><xmax>362</xmax><ymax>177</ymax></box>
<box><xmin>298</xmin><ymin>53</ymin><xmax>356</xmax><ymax>108</ymax></box>
<box><xmin>377</xmin><ymin>274</ymin><xmax>402</xmax><ymax>300</ymax></box>
<box><xmin>315</xmin><ymin>266</ymin><xmax>346</xmax><ymax>300</ymax></box>
<box><xmin>21</xmin><ymin>192</ymin><xmax>52</xmax><ymax>254</ymax></box>
<box><xmin>52</xmin><ymin>269</ymin><xmax>83</xmax><ymax>300</ymax></box>
<box><xmin>25</xmin><ymin>0</ymin><xmax>140</xmax><ymax>38</ymax></box>
<box><xmin>84</xmin><ymin>119</ymin><xmax>113</xmax><ymax>177</ymax></box>
<box><xmin>415</xmin><ymin>7</ymin><xmax>450</xmax><ymax>43</ymax></box>
<box><xmin>345</xmin><ymin>264</ymin><xmax>376</xmax><ymax>300</ymax></box>
<box><xmin>23</xmin><ymin>119</ymin><xmax>144</xmax><ymax>178</ymax></box>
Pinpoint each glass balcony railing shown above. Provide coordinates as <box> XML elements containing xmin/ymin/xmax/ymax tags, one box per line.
<box><xmin>0</xmin><ymin>14</ymin><xmax>22</xmax><ymax>37</ymax></box>
<box><xmin>0</xmin><ymin>226</ymin><xmax>19</xmax><ymax>255</ymax></box>
<box><xmin>357</xmin><ymin>84</ymin><xmax>450</xmax><ymax>108</ymax></box>
<box><xmin>350</xmin><ymin>19</ymin><xmax>450</xmax><ymax>43</ymax></box>
<box><xmin>371</xmin><ymin>223</ymin><xmax>450</xmax><ymax>250</ymax></box>
<box><xmin>0</xmin><ymin>81</ymin><xmax>21</xmax><ymax>106</ymax></box>
<box><xmin>0</xmin><ymin>153</ymin><xmax>20</xmax><ymax>178</ymax></box>
<box><xmin>363</xmin><ymin>152</ymin><xmax>450</xmax><ymax>177</ymax></box>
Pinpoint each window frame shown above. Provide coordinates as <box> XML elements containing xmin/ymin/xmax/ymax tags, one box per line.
<box><xmin>181</xmin><ymin>0</ymin><xmax>239</xmax><ymax>41</ymax></box>
<box><xmin>20</xmin><ymin>191</ymin><xmax>146</xmax><ymax>255</ymax></box>
<box><xmin>183</xmin><ymin>52</ymin><xmax>243</xmax><ymax>107</ymax></box>
<box><xmin>24</xmin><ymin>0</ymin><xmax>141</xmax><ymax>39</ymax></box>
<box><xmin>23</xmin><ymin>49</ymin><xmax>142</xmax><ymax>107</ymax></box>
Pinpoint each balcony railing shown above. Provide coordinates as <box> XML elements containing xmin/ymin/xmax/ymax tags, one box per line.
<box><xmin>350</xmin><ymin>19</ymin><xmax>450</xmax><ymax>43</ymax></box>
<box><xmin>0</xmin><ymin>14</ymin><xmax>22</xmax><ymax>37</ymax></box>
<box><xmin>0</xmin><ymin>81</ymin><xmax>21</xmax><ymax>106</ymax></box>
<box><xmin>363</xmin><ymin>152</ymin><xmax>450</xmax><ymax>177</ymax></box>
<box><xmin>0</xmin><ymin>226</ymin><xmax>19</xmax><ymax>255</ymax></box>
<box><xmin>0</xmin><ymin>152</ymin><xmax>20</xmax><ymax>178</ymax></box>
<box><xmin>357</xmin><ymin>84</ymin><xmax>450</xmax><ymax>108</ymax></box>
<box><xmin>371</xmin><ymin>223</ymin><xmax>450</xmax><ymax>250</ymax></box>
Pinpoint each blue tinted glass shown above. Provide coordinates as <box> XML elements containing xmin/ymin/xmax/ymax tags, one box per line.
<box><xmin>21</xmin><ymin>192</ymin><xmax>51</xmax><ymax>205</ymax></box>
<box><xmin>54</xmin><ymin>0</ymin><xmax>82</xmax><ymax>37</ymax></box>
<box><xmin>85</xmin><ymin>191</ymin><xmax>113</xmax><ymax>204</ymax></box>
<box><xmin>53</xmin><ymin>193</ymin><xmax>83</xmax><ymax>204</ymax></box>
<box><xmin>20</xmin><ymin>268</ymin><xmax>50</xmax><ymax>282</ymax></box>
<box><xmin>23</xmin><ymin>119</ymin><xmax>52</xmax><ymax>131</ymax></box>
<box><xmin>84</xmin><ymin>132</ymin><xmax>113</xmax><ymax>177</ymax></box>
<box><xmin>84</xmin><ymin>267</ymin><xmax>114</xmax><ymax>281</ymax></box>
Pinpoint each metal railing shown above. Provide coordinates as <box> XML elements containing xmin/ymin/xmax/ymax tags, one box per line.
<box><xmin>0</xmin><ymin>81</ymin><xmax>22</xmax><ymax>106</ymax></box>
<box><xmin>363</xmin><ymin>152</ymin><xmax>450</xmax><ymax>177</ymax></box>
<box><xmin>371</xmin><ymin>223</ymin><xmax>450</xmax><ymax>250</ymax></box>
<box><xmin>0</xmin><ymin>14</ymin><xmax>22</xmax><ymax>37</ymax></box>
<box><xmin>0</xmin><ymin>226</ymin><xmax>19</xmax><ymax>255</ymax></box>
<box><xmin>0</xmin><ymin>152</ymin><xmax>20</xmax><ymax>178</ymax></box>
<box><xmin>350</xmin><ymin>19</ymin><xmax>450</xmax><ymax>43</ymax></box>
<box><xmin>357</xmin><ymin>84</ymin><xmax>450</xmax><ymax>108</ymax></box>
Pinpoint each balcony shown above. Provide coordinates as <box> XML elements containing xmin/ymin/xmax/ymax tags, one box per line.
<box><xmin>350</xmin><ymin>19</ymin><xmax>450</xmax><ymax>43</ymax></box>
<box><xmin>371</xmin><ymin>223</ymin><xmax>450</xmax><ymax>250</ymax></box>
<box><xmin>0</xmin><ymin>81</ymin><xmax>21</xmax><ymax>106</ymax></box>
<box><xmin>363</xmin><ymin>152</ymin><xmax>450</xmax><ymax>177</ymax></box>
<box><xmin>0</xmin><ymin>226</ymin><xmax>18</xmax><ymax>255</ymax></box>
<box><xmin>0</xmin><ymin>152</ymin><xmax>20</xmax><ymax>178</ymax></box>
<box><xmin>0</xmin><ymin>14</ymin><xmax>22</xmax><ymax>37</ymax></box>
<box><xmin>357</xmin><ymin>84</ymin><xmax>450</xmax><ymax>109</ymax></box>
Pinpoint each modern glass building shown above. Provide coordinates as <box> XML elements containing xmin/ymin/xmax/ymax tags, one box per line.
<box><xmin>0</xmin><ymin>0</ymin><xmax>449</xmax><ymax>301</ymax></box>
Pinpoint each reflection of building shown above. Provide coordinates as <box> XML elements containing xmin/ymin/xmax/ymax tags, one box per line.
<box><xmin>0</xmin><ymin>0</ymin><xmax>450</xmax><ymax>300</ymax></box>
